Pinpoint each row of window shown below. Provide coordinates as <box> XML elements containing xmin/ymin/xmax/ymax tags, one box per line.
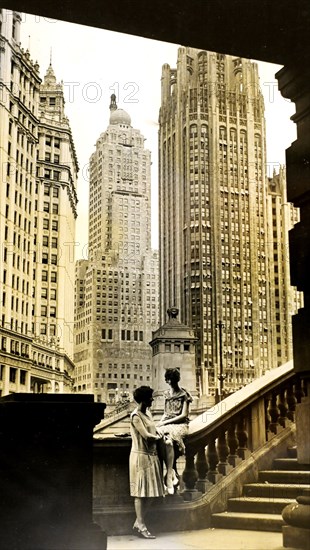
<box><xmin>43</xmin><ymin>202</ymin><xmax>59</xmax><ymax>214</ymax></box>
<box><xmin>1</xmin><ymin>337</ymin><xmax>29</xmax><ymax>357</ymax></box>
<box><xmin>0</xmin><ymin>365</ymin><xmax>27</xmax><ymax>385</ymax></box>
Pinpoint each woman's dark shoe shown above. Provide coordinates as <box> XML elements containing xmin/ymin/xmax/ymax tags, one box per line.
<box><xmin>133</xmin><ymin>527</ymin><xmax>156</xmax><ymax>539</ymax></box>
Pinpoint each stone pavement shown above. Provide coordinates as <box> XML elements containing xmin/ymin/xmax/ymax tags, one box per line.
<box><xmin>107</xmin><ymin>528</ymin><xmax>300</xmax><ymax>549</ymax></box>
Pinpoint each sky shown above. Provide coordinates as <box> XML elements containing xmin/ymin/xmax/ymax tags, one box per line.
<box><xmin>19</xmin><ymin>11</ymin><xmax>297</xmax><ymax>258</ymax></box>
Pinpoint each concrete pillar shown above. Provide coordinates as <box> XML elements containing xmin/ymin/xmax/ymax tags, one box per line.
<box><xmin>0</xmin><ymin>393</ymin><xmax>107</xmax><ymax>549</ymax></box>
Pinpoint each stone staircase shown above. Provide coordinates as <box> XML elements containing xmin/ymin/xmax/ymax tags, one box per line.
<box><xmin>211</xmin><ymin>448</ymin><xmax>310</xmax><ymax>532</ymax></box>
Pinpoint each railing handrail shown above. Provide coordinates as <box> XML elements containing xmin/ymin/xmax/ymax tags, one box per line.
<box><xmin>188</xmin><ymin>360</ymin><xmax>294</xmax><ymax>447</ymax></box>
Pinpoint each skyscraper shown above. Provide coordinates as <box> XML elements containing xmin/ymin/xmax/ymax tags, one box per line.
<box><xmin>0</xmin><ymin>9</ymin><xmax>78</xmax><ymax>395</ymax></box>
<box><xmin>159</xmin><ymin>47</ymin><xmax>276</xmax><ymax>395</ymax></box>
<box><xmin>73</xmin><ymin>97</ymin><xmax>159</xmax><ymax>404</ymax></box>
<box><xmin>267</xmin><ymin>167</ymin><xmax>303</xmax><ymax>366</ymax></box>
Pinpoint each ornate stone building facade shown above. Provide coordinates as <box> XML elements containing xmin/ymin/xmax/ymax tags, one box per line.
<box><xmin>74</xmin><ymin>98</ymin><xmax>159</xmax><ymax>404</ymax></box>
<box><xmin>267</xmin><ymin>167</ymin><xmax>303</xmax><ymax>365</ymax></box>
<box><xmin>159</xmin><ymin>47</ymin><xmax>295</xmax><ymax>395</ymax></box>
<box><xmin>0</xmin><ymin>10</ymin><xmax>78</xmax><ymax>395</ymax></box>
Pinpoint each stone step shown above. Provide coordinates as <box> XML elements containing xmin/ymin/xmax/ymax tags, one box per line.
<box><xmin>228</xmin><ymin>496</ymin><xmax>295</xmax><ymax>514</ymax></box>
<box><xmin>287</xmin><ymin>446</ymin><xmax>297</xmax><ymax>458</ymax></box>
<box><xmin>211</xmin><ymin>511</ymin><xmax>284</xmax><ymax>532</ymax></box>
<box><xmin>273</xmin><ymin>458</ymin><xmax>310</xmax><ymax>471</ymax></box>
<box><xmin>258</xmin><ymin>470</ymin><xmax>310</xmax><ymax>484</ymax></box>
<box><xmin>243</xmin><ymin>482</ymin><xmax>310</xmax><ymax>499</ymax></box>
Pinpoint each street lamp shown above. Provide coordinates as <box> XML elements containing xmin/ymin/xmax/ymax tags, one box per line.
<box><xmin>217</xmin><ymin>320</ymin><xmax>226</xmax><ymax>401</ymax></box>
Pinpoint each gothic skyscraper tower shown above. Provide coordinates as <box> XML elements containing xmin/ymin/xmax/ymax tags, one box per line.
<box><xmin>159</xmin><ymin>48</ymin><xmax>275</xmax><ymax>395</ymax></box>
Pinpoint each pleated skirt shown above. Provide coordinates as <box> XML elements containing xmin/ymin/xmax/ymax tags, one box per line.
<box><xmin>129</xmin><ymin>450</ymin><xmax>165</xmax><ymax>498</ymax></box>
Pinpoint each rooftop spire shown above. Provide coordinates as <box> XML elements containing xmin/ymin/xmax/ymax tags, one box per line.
<box><xmin>109</xmin><ymin>93</ymin><xmax>117</xmax><ymax>112</ymax></box>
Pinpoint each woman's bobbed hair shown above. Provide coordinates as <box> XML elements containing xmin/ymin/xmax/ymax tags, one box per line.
<box><xmin>133</xmin><ymin>385</ymin><xmax>154</xmax><ymax>404</ymax></box>
<box><xmin>164</xmin><ymin>368</ymin><xmax>181</xmax><ymax>384</ymax></box>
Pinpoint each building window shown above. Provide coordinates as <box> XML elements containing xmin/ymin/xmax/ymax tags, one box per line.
<box><xmin>41</xmin><ymin>305</ymin><xmax>47</xmax><ymax>317</ymax></box>
<box><xmin>9</xmin><ymin>367</ymin><xmax>17</xmax><ymax>383</ymax></box>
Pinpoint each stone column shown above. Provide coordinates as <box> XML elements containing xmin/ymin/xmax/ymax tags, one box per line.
<box><xmin>277</xmin><ymin>62</ymin><xmax>310</xmax><ymax>550</ymax></box>
<box><xmin>0</xmin><ymin>393</ymin><xmax>106</xmax><ymax>550</ymax></box>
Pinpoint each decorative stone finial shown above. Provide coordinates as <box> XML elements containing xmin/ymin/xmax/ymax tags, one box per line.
<box><xmin>167</xmin><ymin>306</ymin><xmax>179</xmax><ymax>320</ymax></box>
<box><xmin>109</xmin><ymin>93</ymin><xmax>117</xmax><ymax>112</ymax></box>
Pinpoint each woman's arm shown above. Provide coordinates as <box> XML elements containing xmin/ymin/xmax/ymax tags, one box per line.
<box><xmin>132</xmin><ymin>415</ymin><xmax>161</xmax><ymax>441</ymax></box>
<box><xmin>157</xmin><ymin>400</ymin><xmax>189</xmax><ymax>427</ymax></box>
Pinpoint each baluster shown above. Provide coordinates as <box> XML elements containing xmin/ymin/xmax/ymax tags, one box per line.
<box><xmin>227</xmin><ymin>421</ymin><xmax>242</xmax><ymax>467</ymax></box>
<box><xmin>195</xmin><ymin>444</ymin><xmax>212</xmax><ymax>493</ymax></box>
<box><xmin>286</xmin><ymin>384</ymin><xmax>297</xmax><ymax>422</ymax></box>
<box><xmin>294</xmin><ymin>377</ymin><xmax>305</xmax><ymax>403</ymax></box>
<box><xmin>268</xmin><ymin>391</ymin><xmax>280</xmax><ymax>434</ymax></box>
<box><xmin>278</xmin><ymin>387</ymin><xmax>289</xmax><ymax>428</ymax></box>
<box><xmin>181</xmin><ymin>448</ymin><xmax>202</xmax><ymax>501</ymax></box>
<box><xmin>217</xmin><ymin>428</ymin><xmax>233</xmax><ymax>475</ymax></box>
<box><xmin>207</xmin><ymin>438</ymin><xmax>223</xmax><ymax>483</ymax></box>
<box><xmin>265</xmin><ymin>396</ymin><xmax>272</xmax><ymax>437</ymax></box>
<box><xmin>236</xmin><ymin>416</ymin><xmax>251</xmax><ymax>459</ymax></box>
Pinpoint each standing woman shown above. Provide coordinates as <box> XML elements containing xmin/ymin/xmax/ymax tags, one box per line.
<box><xmin>156</xmin><ymin>368</ymin><xmax>192</xmax><ymax>494</ymax></box>
<box><xmin>129</xmin><ymin>385</ymin><xmax>165</xmax><ymax>539</ymax></box>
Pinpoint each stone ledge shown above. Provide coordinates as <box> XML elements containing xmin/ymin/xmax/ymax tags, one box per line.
<box><xmin>283</xmin><ymin>525</ymin><xmax>310</xmax><ymax>550</ymax></box>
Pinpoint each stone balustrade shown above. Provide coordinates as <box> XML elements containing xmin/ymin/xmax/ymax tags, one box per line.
<box><xmin>181</xmin><ymin>360</ymin><xmax>305</xmax><ymax>500</ymax></box>
<box><xmin>93</xmin><ymin>360</ymin><xmax>306</xmax><ymax>535</ymax></box>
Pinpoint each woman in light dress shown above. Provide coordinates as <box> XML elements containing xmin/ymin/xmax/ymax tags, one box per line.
<box><xmin>129</xmin><ymin>385</ymin><xmax>165</xmax><ymax>539</ymax></box>
<box><xmin>156</xmin><ymin>368</ymin><xmax>192</xmax><ymax>494</ymax></box>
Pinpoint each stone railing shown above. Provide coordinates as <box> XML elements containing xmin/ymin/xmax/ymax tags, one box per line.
<box><xmin>93</xmin><ymin>360</ymin><xmax>306</xmax><ymax>534</ymax></box>
<box><xmin>181</xmin><ymin>360</ymin><xmax>304</xmax><ymax>499</ymax></box>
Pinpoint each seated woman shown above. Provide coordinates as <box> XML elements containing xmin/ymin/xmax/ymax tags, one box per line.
<box><xmin>156</xmin><ymin>368</ymin><xmax>192</xmax><ymax>494</ymax></box>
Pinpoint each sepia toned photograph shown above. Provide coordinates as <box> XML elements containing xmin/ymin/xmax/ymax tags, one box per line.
<box><xmin>0</xmin><ymin>2</ymin><xmax>309</xmax><ymax>549</ymax></box>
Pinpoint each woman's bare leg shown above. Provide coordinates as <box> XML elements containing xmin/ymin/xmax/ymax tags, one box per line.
<box><xmin>165</xmin><ymin>440</ymin><xmax>175</xmax><ymax>488</ymax></box>
<box><xmin>134</xmin><ymin>498</ymin><xmax>147</xmax><ymax>529</ymax></box>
